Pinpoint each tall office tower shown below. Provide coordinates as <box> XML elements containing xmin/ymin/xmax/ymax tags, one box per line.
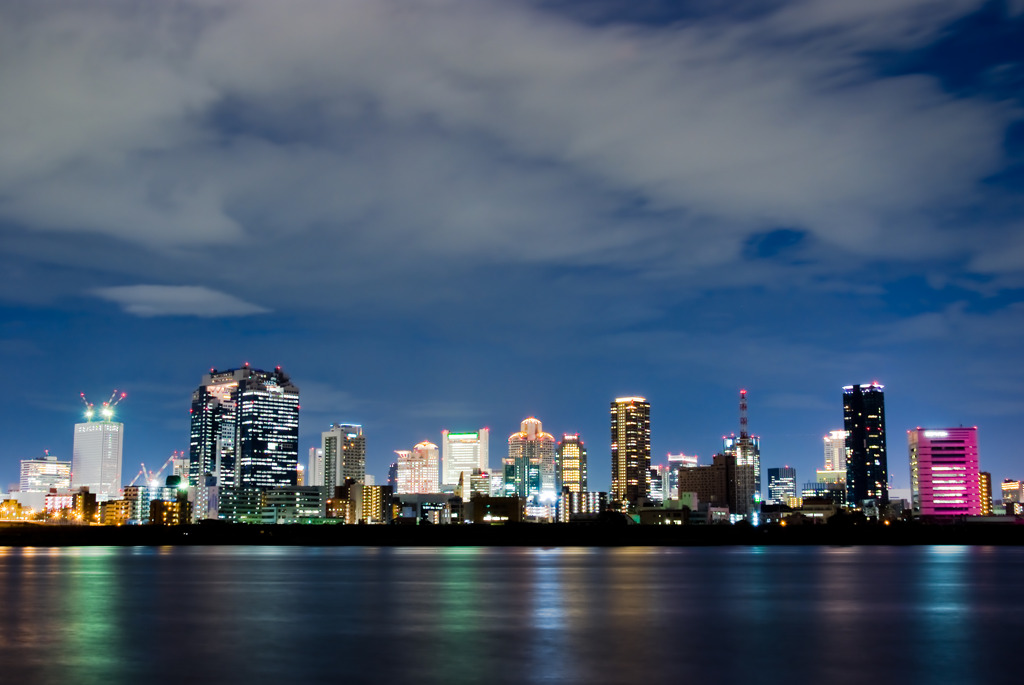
<box><xmin>610</xmin><ymin>397</ymin><xmax>651</xmax><ymax>507</ymax></box>
<box><xmin>441</xmin><ymin>429</ymin><xmax>490</xmax><ymax>489</ymax></box>
<box><xmin>767</xmin><ymin>467</ymin><xmax>797</xmax><ymax>505</ymax></box>
<box><xmin>556</xmin><ymin>434</ymin><xmax>587</xmax><ymax>494</ymax></box>
<box><xmin>908</xmin><ymin>427</ymin><xmax>980</xmax><ymax>518</ymax></box>
<box><xmin>504</xmin><ymin>418</ymin><xmax>557</xmax><ymax>502</ymax></box>
<box><xmin>72</xmin><ymin>403</ymin><xmax>124</xmax><ymax>501</ymax></box>
<box><xmin>322</xmin><ymin>424</ymin><xmax>366</xmax><ymax>494</ymax></box>
<box><xmin>395</xmin><ymin>442</ymin><xmax>439</xmax><ymax>494</ymax></box>
<box><xmin>843</xmin><ymin>382</ymin><xmax>888</xmax><ymax>507</ymax></box>
<box><xmin>979</xmin><ymin>472</ymin><xmax>993</xmax><ymax>515</ymax></box>
<box><xmin>189</xmin><ymin>365</ymin><xmax>300</xmax><ymax>520</ymax></box>
<box><xmin>307</xmin><ymin>447</ymin><xmax>325</xmax><ymax>487</ymax></box>
<box><xmin>20</xmin><ymin>454</ymin><xmax>72</xmax><ymax>492</ymax></box>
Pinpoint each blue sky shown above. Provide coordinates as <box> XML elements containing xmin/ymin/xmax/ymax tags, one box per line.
<box><xmin>1</xmin><ymin>0</ymin><xmax>1023</xmax><ymax>495</ymax></box>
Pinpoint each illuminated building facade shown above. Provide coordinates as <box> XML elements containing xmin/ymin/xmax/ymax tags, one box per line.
<box><xmin>908</xmin><ymin>427</ymin><xmax>980</xmax><ymax>517</ymax></box>
<box><xmin>556</xmin><ymin>434</ymin><xmax>587</xmax><ymax>494</ymax></box>
<box><xmin>322</xmin><ymin>424</ymin><xmax>366</xmax><ymax>494</ymax></box>
<box><xmin>441</xmin><ymin>429</ymin><xmax>489</xmax><ymax>490</ymax></box>
<box><xmin>648</xmin><ymin>465</ymin><xmax>669</xmax><ymax>503</ymax></box>
<box><xmin>843</xmin><ymin>382</ymin><xmax>888</xmax><ymax>507</ymax></box>
<box><xmin>823</xmin><ymin>430</ymin><xmax>848</xmax><ymax>471</ymax></box>
<box><xmin>557</xmin><ymin>490</ymin><xmax>608</xmax><ymax>522</ymax></box>
<box><xmin>189</xmin><ymin>365</ymin><xmax>300</xmax><ymax>521</ymax></box>
<box><xmin>667</xmin><ymin>453</ymin><xmax>698</xmax><ymax>501</ymax></box>
<box><xmin>505</xmin><ymin>418</ymin><xmax>556</xmax><ymax>502</ymax></box>
<box><xmin>72</xmin><ymin>419</ymin><xmax>123</xmax><ymax>500</ymax></box>
<box><xmin>1000</xmin><ymin>479</ymin><xmax>1021</xmax><ymax>505</ymax></box>
<box><xmin>610</xmin><ymin>397</ymin><xmax>651</xmax><ymax>507</ymax></box>
<box><xmin>767</xmin><ymin>467</ymin><xmax>797</xmax><ymax>505</ymax></box>
<box><xmin>20</xmin><ymin>455</ymin><xmax>71</xmax><ymax>493</ymax></box>
<box><xmin>395</xmin><ymin>442</ymin><xmax>440</xmax><ymax>494</ymax></box>
<box><xmin>979</xmin><ymin>471</ymin><xmax>993</xmax><ymax>516</ymax></box>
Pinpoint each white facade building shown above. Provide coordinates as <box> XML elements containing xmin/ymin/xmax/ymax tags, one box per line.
<box><xmin>72</xmin><ymin>421</ymin><xmax>123</xmax><ymax>500</ymax></box>
<box><xmin>441</xmin><ymin>428</ymin><xmax>489</xmax><ymax>489</ymax></box>
<box><xmin>395</xmin><ymin>442</ymin><xmax>439</xmax><ymax>494</ymax></box>
<box><xmin>20</xmin><ymin>455</ymin><xmax>71</xmax><ymax>492</ymax></box>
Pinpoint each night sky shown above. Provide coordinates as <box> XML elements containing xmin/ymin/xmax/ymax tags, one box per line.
<box><xmin>2</xmin><ymin>0</ymin><xmax>1023</xmax><ymax>495</ymax></box>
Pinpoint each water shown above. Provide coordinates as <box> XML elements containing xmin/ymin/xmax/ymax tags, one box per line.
<box><xmin>0</xmin><ymin>545</ymin><xmax>1020</xmax><ymax>684</ymax></box>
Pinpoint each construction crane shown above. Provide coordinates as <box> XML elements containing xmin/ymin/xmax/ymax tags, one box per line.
<box><xmin>127</xmin><ymin>464</ymin><xmax>148</xmax><ymax>487</ymax></box>
<box><xmin>99</xmin><ymin>390</ymin><xmax>126</xmax><ymax>420</ymax></box>
<box><xmin>80</xmin><ymin>393</ymin><xmax>95</xmax><ymax>421</ymax></box>
<box><xmin>149</xmin><ymin>452</ymin><xmax>180</xmax><ymax>485</ymax></box>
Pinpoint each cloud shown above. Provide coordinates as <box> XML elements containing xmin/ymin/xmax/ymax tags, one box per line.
<box><xmin>0</xmin><ymin>0</ymin><xmax>1012</xmax><ymax>270</ymax></box>
<box><xmin>91</xmin><ymin>285</ymin><xmax>269</xmax><ymax>317</ymax></box>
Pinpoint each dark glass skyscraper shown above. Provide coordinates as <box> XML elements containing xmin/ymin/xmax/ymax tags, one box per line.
<box><xmin>843</xmin><ymin>382</ymin><xmax>887</xmax><ymax>507</ymax></box>
<box><xmin>189</xmin><ymin>365</ymin><xmax>300</xmax><ymax>520</ymax></box>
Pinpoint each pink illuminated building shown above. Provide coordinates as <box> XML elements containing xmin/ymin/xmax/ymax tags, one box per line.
<box><xmin>908</xmin><ymin>427</ymin><xmax>980</xmax><ymax>518</ymax></box>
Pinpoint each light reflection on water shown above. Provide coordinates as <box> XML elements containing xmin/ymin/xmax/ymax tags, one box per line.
<box><xmin>0</xmin><ymin>545</ymin><xmax>1021</xmax><ymax>685</ymax></box>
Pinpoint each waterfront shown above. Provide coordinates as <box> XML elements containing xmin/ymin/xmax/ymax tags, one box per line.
<box><xmin>1</xmin><ymin>546</ymin><xmax>1020</xmax><ymax>684</ymax></box>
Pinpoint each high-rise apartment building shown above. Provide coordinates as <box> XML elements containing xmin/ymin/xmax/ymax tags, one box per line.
<box><xmin>322</xmin><ymin>424</ymin><xmax>366</xmax><ymax>493</ymax></box>
<box><xmin>843</xmin><ymin>382</ymin><xmax>888</xmax><ymax>507</ymax></box>
<box><xmin>72</xmin><ymin>414</ymin><xmax>124</xmax><ymax>501</ymax></box>
<box><xmin>610</xmin><ymin>397</ymin><xmax>651</xmax><ymax>507</ymax></box>
<box><xmin>20</xmin><ymin>454</ymin><xmax>71</xmax><ymax>492</ymax></box>
<box><xmin>979</xmin><ymin>471</ymin><xmax>992</xmax><ymax>515</ymax></box>
<box><xmin>505</xmin><ymin>418</ymin><xmax>556</xmax><ymax>502</ymax></box>
<box><xmin>395</xmin><ymin>442</ymin><xmax>439</xmax><ymax>494</ymax></box>
<box><xmin>189</xmin><ymin>365</ymin><xmax>300</xmax><ymax>520</ymax></box>
<box><xmin>441</xmin><ymin>429</ymin><xmax>489</xmax><ymax>489</ymax></box>
<box><xmin>556</xmin><ymin>434</ymin><xmax>587</xmax><ymax>494</ymax></box>
<box><xmin>767</xmin><ymin>467</ymin><xmax>797</xmax><ymax>505</ymax></box>
<box><xmin>908</xmin><ymin>427</ymin><xmax>980</xmax><ymax>518</ymax></box>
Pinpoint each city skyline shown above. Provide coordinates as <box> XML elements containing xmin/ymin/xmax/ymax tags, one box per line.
<box><xmin>2</xmin><ymin>2</ymin><xmax>1023</xmax><ymax>495</ymax></box>
<box><xmin>1</xmin><ymin>375</ymin><xmax>1017</xmax><ymax>497</ymax></box>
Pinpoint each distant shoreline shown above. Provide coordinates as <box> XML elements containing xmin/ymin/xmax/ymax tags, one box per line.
<box><xmin>2</xmin><ymin>522</ymin><xmax>1023</xmax><ymax>547</ymax></box>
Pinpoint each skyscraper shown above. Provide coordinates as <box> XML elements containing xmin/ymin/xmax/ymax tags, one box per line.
<box><xmin>505</xmin><ymin>418</ymin><xmax>556</xmax><ymax>502</ymax></box>
<box><xmin>767</xmin><ymin>467</ymin><xmax>797</xmax><ymax>505</ymax></box>
<box><xmin>610</xmin><ymin>397</ymin><xmax>651</xmax><ymax>508</ymax></box>
<box><xmin>556</xmin><ymin>433</ymin><xmax>587</xmax><ymax>494</ymax></box>
<box><xmin>843</xmin><ymin>382</ymin><xmax>888</xmax><ymax>507</ymax></box>
<box><xmin>823</xmin><ymin>430</ymin><xmax>848</xmax><ymax>471</ymax></box>
<box><xmin>189</xmin><ymin>365</ymin><xmax>299</xmax><ymax>520</ymax></box>
<box><xmin>395</xmin><ymin>442</ymin><xmax>439</xmax><ymax>494</ymax></box>
<box><xmin>908</xmin><ymin>427</ymin><xmax>980</xmax><ymax>518</ymax></box>
<box><xmin>322</xmin><ymin>424</ymin><xmax>366</xmax><ymax>492</ymax></box>
<box><xmin>72</xmin><ymin>406</ymin><xmax>124</xmax><ymax>501</ymax></box>
<box><xmin>441</xmin><ymin>428</ymin><xmax>489</xmax><ymax>489</ymax></box>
